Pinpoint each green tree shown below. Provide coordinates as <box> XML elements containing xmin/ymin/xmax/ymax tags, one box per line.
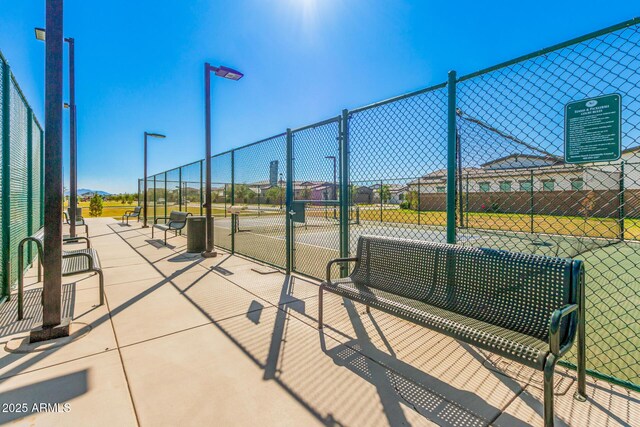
<box><xmin>405</xmin><ymin>190</ymin><xmax>419</xmax><ymax>210</ymax></box>
<box><xmin>126</xmin><ymin>194</ymin><xmax>134</xmax><ymax>205</ymax></box>
<box><xmin>264</xmin><ymin>186</ymin><xmax>284</xmax><ymax>206</ymax></box>
<box><xmin>89</xmin><ymin>194</ymin><xmax>104</xmax><ymax>217</ymax></box>
<box><xmin>378</xmin><ymin>185</ymin><xmax>391</xmax><ymax>204</ymax></box>
<box><xmin>234</xmin><ymin>184</ymin><xmax>256</xmax><ymax>204</ymax></box>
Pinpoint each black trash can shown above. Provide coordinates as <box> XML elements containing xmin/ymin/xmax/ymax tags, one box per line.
<box><xmin>186</xmin><ymin>216</ymin><xmax>206</xmax><ymax>253</ymax></box>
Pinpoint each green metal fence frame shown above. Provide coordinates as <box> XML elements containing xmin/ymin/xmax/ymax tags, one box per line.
<box><xmin>140</xmin><ymin>17</ymin><xmax>640</xmax><ymax>392</ymax></box>
<box><xmin>0</xmin><ymin>51</ymin><xmax>45</xmax><ymax>302</ymax></box>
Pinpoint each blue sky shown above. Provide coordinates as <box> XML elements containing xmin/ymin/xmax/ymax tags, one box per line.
<box><xmin>0</xmin><ymin>1</ymin><xmax>637</xmax><ymax>193</ymax></box>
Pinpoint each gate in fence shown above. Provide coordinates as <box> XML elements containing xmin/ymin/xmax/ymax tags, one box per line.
<box><xmin>141</xmin><ymin>18</ymin><xmax>640</xmax><ymax>392</ymax></box>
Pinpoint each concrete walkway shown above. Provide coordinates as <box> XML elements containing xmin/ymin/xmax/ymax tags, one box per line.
<box><xmin>0</xmin><ymin>217</ymin><xmax>638</xmax><ymax>426</ymax></box>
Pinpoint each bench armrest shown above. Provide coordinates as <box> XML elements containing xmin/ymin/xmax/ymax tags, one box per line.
<box><xmin>154</xmin><ymin>216</ymin><xmax>170</xmax><ymax>224</ymax></box>
<box><xmin>549</xmin><ymin>303</ymin><xmax>578</xmax><ymax>356</ymax></box>
<box><xmin>63</xmin><ymin>236</ymin><xmax>91</xmax><ymax>249</ymax></box>
<box><xmin>325</xmin><ymin>257</ymin><xmax>359</xmax><ymax>285</ymax></box>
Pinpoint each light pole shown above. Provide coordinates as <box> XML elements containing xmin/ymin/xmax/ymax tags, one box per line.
<box><xmin>203</xmin><ymin>63</ymin><xmax>243</xmax><ymax>258</ymax></box>
<box><xmin>35</xmin><ymin>28</ymin><xmax>78</xmax><ymax>237</ymax></box>
<box><xmin>143</xmin><ymin>132</ymin><xmax>166</xmax><ymax>227</ymax></box>
<box><xmin>325</xmin><ymin>155</ymin><xmax>337</xmax><ymax>219</ymax></box>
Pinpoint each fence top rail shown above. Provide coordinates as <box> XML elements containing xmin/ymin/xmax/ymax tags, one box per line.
<box><xmin>232</xmin><ymin>132</ymin><xmax>287</xmax><ymax>153</ymax></box>
<box><xmin>291</xmin><ymin>116</ymin><xmax>341</xmax><ymax>133</ymax></box>
<box><xmin>458</xmin><ymin>17</ymin><xmax>640</xmax><ymax>82</ymax></box>
<box><xmin>350</xmin><ymin>82</ymin><xmax>447</xmax><ymax>114</ymax></box>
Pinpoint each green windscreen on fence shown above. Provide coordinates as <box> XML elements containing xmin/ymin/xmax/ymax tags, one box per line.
<box><xmin>139</xmin><ymin>18</ymin><xmax>640</xmax><ymax>392</ymax></box>
<box><xmin>0</xmin><ymin>51</ymin><xmax>45</xmax><ymax>300</ymax></box>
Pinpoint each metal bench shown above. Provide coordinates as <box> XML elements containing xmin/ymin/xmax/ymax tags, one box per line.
<box><xmin>320</xmin><ymin>235</ymin><xmax>586</xmax><ymax>427</ymax></box>
<box><xmin>122</xmin><ymin>206</ymin><xmax>142</xmax><ymax>224</ymax></box>
<box><xmin>17</xmin><ymin>227</ymin><xmax>103</xmax><ymax>320</ymax></box>
<box><xmin>152</xmin><ymin>211</ymin><xmax>192</xmax><ymax>244</ymax></box>
<box><xmin>63</xmin><ymin>207</ymin><xmax>89</xmax><ymax>236</ymax></box>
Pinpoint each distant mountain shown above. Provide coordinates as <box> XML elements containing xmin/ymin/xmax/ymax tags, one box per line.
<box><xmin>65</xmin><ymin>188</ymin><xmax>112</xmax><ymax>196</ymax></box>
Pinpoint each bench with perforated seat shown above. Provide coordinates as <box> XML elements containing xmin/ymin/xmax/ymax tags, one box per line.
<box><xmin>320</xmin><ymin>235</ymin><xmax>586</xmax><ymax>427</ymax></box>
<box><xmin>152</xmin><ymin>211</ymin><xmax>191</xmax><ymax>244</ymax></box>
<box><xmin>17</xmin><ymin>227</ymin><xmax>103</xmax><ymax>320</ymax></box>
<box><xmin>122</xmin><ymin>206</ymin><xmax>142</xmax><ymax>224</ymax></box>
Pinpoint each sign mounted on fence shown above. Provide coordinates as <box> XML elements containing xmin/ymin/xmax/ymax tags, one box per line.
<box><xmin>565</xmin><ymin>94</ymin><xmax>621</xmax><ymax>164</ymax></box>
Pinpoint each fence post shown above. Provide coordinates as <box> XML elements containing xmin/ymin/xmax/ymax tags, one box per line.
<box><xmin>380</xmin><ymin>179</ymin><xmax>383</xmax><ymax>222</ymax></box>
<box><xmin>230</xmin><ymin>150</ymin><xmax>235</xmax><ymax>254</ymax></box>
<box><xmin>619</xmin><ymin>161</ymin><xmax>625</xmax><ymax>241</ymax></box>
<box><xmin>530</xmin><ymin>170</ymin><xmax>535</xmax><ymax>234</ymax></box>
<box><xmin>199</xmin><ymin>160</ymin><xmax>203</xmax><ymax>216</ymax></box>
<box><xmin>178</xmin><ymin>168</ymin><xmax>182</xmax><ymax>211</ymax></box>
<box><xmin>153</xmin><ymin>175</ymin><xmax>156</xmax><ymax>221</ymax></box>
<box><xmin>417</xmin><ymin>177</ymin><xmax>421</xmax><ymax>225</ymax></box>
<box><xmin>285</xmin><ymin>129</ymin><xmax>293</xmax><ymax>274</ymax></box>
<box><xmin>340</xmin><ymin>110</ymin><xmax>350</xmax><ymax>276</ymax></box>
<box><xmin>465</xmin><ymin>172</ymin><xmax>469</xmax><ymax>228</ymax></box>
<box><xmin>1</xmin><ymin>59</ymin><xmax>11</xmax><ymax>299</ymax></box>
<box><xmin>446</xmin><ymin>70</ymin><xmax>457</xmax><ymax>244</ymax></box>
<box><xmin>164</xmin><ymin>172</ymin><xmax>168</xmax><ymax>218</ymax></box>
<box><xmin>27</xmin><ymin>108</ymin><xmax>34</xmax><ymax>264</ymax></box>
<box><xmin>40</xmin><ymin>127</ymin><xmax>44</xmax><ymax>228</ymax></box>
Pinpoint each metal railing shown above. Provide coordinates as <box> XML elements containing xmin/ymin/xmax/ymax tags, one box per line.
<box><xmin>141</xmin><ymin>18</ymin><xmax>640</xmax><ymax>392</ymax></box>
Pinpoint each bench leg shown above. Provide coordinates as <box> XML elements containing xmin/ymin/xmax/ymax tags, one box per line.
<box><xmin>152</xmin><ymin>225</ymin><xmax>154</xmax><ymax>238</ymax></box>
<box><xmin>18</xmin><ymin>251</ymin><xmax>24</xmax><ymax>320</ymax></box>
<box><xmin>318</xmin><ymin>285</ymin><xmax>324</xmax><ymax>329</ymax></box>
<box><xmin>85</xmin><ymin>224</ymin><xmax>89</xmax><ymax>237</ymax></box>
<box><xmin>543</xmin><ymin>354</ymin><xmax>557</xmax><ymax>427</ymax></box>
<box><xmin>96</xmin><ymin>270</ymin><xmax>104</xmax><ymax>306</ymax></box>
<box><xmin>38</xmin><ymin>259</ymin><xmax>42</xmax><ymax>282</ymax></box>
<box><xmin>575</xmin><ymin>274</ymin><xmax>587</xmax><ymax>402</ymax></box>
<box><xmin>164</xmin><ymin>230</ymin><xmax>168</xmax><ymax>245</ymax></box>
<box><xmin>365</xmin><ymin>304</ymin><xmax>371</xmax><ymax>314</ymax></box>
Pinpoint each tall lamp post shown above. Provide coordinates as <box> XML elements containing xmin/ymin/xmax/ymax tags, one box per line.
<box><xmin>203</xmin><ymin>63</ymin><xmax>243</xmax><ymax>258</ymax></box>
<box><xmin>35</xmin><ymin>27</ymin><xmax>78</xmax><ymax>237</ymax></box>
<box><xmin>325</xmin><ymin>155</ymin><xmax>337</xmax><ymax>219</ymax></box>
<box><xmin>143</xmin><ymin>132</ymin><xmax>166</xmax><ymax>227</ymax></box>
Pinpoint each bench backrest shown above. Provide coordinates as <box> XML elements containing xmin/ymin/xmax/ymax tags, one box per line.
<box><xmin>350</xmin><ymin>236</ymin><xmax>577</xmax><ymax>342</ymax></box>
<box><xmin>168</xmin><ymin>211</ymin><xmax>190</xmax><ymax>228</ymax></box>
<box><xmin>133</xmin><ymin>206</ymin><xmax>142</xmax><ymax>214</ymax></box>
<box><xmin>67</xmin><ymin>207</ymin><xmax>83</xmax><ymax>218</ymax></box>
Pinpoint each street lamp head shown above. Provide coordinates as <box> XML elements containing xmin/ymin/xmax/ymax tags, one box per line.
<box><xmin>34</xmin><ymin>27</ymin><xmax>46</xmax><ymax>41</ymax></box>
<box><xmin>214</xmin><ymin>66</ymin><xmax>244</xmax><ymax>81</ymax></box>
<box><xmin>63</xmin><ymin>102</ymin><xmax>70</xmax><ymax>109</ymax></box>
<box><xmin>145</xmin><ymin>132</ymin><xmax>166</xmax><ymax>139</ymax></box>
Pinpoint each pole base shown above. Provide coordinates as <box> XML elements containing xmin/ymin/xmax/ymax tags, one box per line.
<box><xmin>29</xmin><ymin>317</ymin><xmax>71</xmax><ymax>343</ymax></box>
<box><xmin>201</xmin><ymin>250</ymin><xmax>218</xmax><ymax>258</ymax></box>
<box><xmin>141</xmin><ymin>225</ymin><xmax>149</xmax><ymax>228</ymax></box>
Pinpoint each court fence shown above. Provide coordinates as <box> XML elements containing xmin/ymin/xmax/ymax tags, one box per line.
<box><xmin>0</xmin><ymin>51</ymin><xmax>45</xmax><ymax>302</ymax></box>
<box><xmin>141</xmin><ymin>18</ymin><xmax>640</xmax><ymax>392</ymax></box>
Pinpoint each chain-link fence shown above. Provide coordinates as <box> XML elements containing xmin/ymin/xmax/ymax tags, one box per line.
<box><xmin>140</xmin><ymin>18</ymin><xmax>640</xmax><ymax>391</ymax></box>
<box><xmin>0</xmin><ymin>51</ymin><xmax>45</xmax><ymax>300</ymax></box>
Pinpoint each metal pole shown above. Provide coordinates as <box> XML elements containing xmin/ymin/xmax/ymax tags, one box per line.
<box><xmin>1</xmin><ymin>59</ymin><xmax>11</xmax><ymax>299</ymax></box>
<box><xmin>27</xmin><ymin>108</ymin><xmax>34</xmax><ymax>262</ymax></box>
<box><xmin>465</xmin><ymin>172</ymin><xmax>469</xmax><ymax>228</ymax></box>
<box><xmin>333</xmin><ymin>156</ymin><xmax>337</xmax><ymax>219</ymax></box>
<box><xmin>203</xmin><ymin>63</ymin><xmax>216</xmax><ymax>257</ymax></box>
<box><xmin>446</xmin><ymin>70</ymin><xmax>457</xmax><ymax>244</ymax></box>
<box><xmin>143</xmin><ymin>132</ymin><xmax>148</xmax><ymax>227</ymax></box>
<box><xmin>457</xmin><ymin>130</ymin><xmax>464</xmax><ymax>228</ymax></box>
<box><xmin>530</xmin><ymin>170</ymin><xmax>534</xmax><ymax>234</ymax></box>
<box><xmin>286</xmin><ymin>129</ymin><xmax>293</xmax><ymax>274</ymax></box>
<box><xmin>619</xmin><ymin>161</ymin><xmax>625</xmax><ymax>241</ymax></box>
<box><xmin>178</xmin><ymin>167</ymin><xmax>182</xmax><ymax>211</ymax></box>
<box><xmin>417</xmin><ymin>177</ymin><xmax>421</xmax><ymax>225</ymax></box>
<box><xmin>230</xmin><ymin>150</ymin><xmax>235</xmax><ymax>254</ymax></box>
<box><xmin>340</xmin><ymin>110</ymin><xmax>350</xmax><ymax>276</ymax></box>
<box><xmin>380</xmin><ymin>179</ymin><xmax>383</xmax><ymax>222</ymax></box>
<box><xmin>164</xmin><ymin>172</ymin><xmax>167</xmax><ymax>218</ymax></box>
<box><xmin>67</xmin><ymin>37</ymin><xmax>77</xmax><ymax>238</ymax></box>
<box><xmin>199</xmin><ymin>160</ymin><xmax>203</xmax><ymax>216</ymax></box>
<box><xmin>38</xmin><ymin>0</ymin><xmax>66</xmax><ymax>336</ymax></box>
<box><xmin>153</xmin><ymin>175</ymin><xmax>156</xmax><ymax>222</ymax></box>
